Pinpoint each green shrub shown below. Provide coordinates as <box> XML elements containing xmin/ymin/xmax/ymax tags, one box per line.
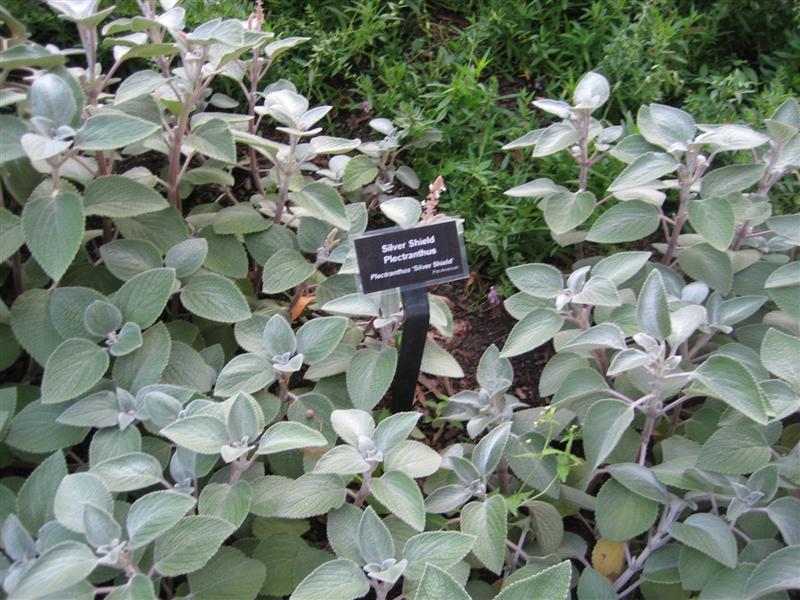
<box><xmin>1</xmin><ymin>2</ymin><xmax>799</xmax><ymax>599</ymax></box>
<box><xmin>462</xmin><ymin>71</ymin><xmax>799</xmax><ymax>598</ymax></box>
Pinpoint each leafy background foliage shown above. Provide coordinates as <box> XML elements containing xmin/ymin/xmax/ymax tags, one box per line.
<box><xmin>0</xmin><ymin>1</ymin><xmax>799</xmax><ymax>599</ymax></box>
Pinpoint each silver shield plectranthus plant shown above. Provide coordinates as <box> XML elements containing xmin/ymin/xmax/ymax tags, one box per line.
<box><xmin>0</xmin><ymin>0</ymin><xmax>798</xmax><ymax>597</ymax></box>
<box><xmin>436</xmin><ymin>71</ymin><xmax>797</xmax><ymax>598</ymax></box>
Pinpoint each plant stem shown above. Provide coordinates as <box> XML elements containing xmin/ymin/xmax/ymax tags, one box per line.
<box><xmin>661</xmin><ymin>169</ymin><xmax>690</xmax><ymax>266</ymax></box>
<box><xmin>637</xmin><ymin>413</ymin><xmax>656</xmax><ymax>465</ymax></box>
<box><xmin>686</xmin><ymin>330</ymin><xmax>715</xmax><ymax>362</ymax></box>
<box><xmin>273</xmin><ymin>135</ymin><xmax>299</xmax><ymax>223</ymax></box>
<box><xmin>12</xmin><ymin>251</ymin><xmax>23</xmax><ymax>296</ymax></box>
<box><xmin>497</xmin><ymin>456</ymin><xmax>511</xmax><ymax>496</ymax></box>
<box><xmin>353</xmin><ymin>471</ymin><xmax>373</xmax><ymax>507</ymax></box>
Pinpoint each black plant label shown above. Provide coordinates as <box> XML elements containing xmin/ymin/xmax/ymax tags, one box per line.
<box><xmin>354</xmin><ymin>219</ymin><xmax>469</xmax><ymax>294</ymax></box>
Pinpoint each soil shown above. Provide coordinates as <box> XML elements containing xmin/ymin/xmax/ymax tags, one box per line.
<box><xmin>429</xmin><ymin>280</ymin><xmax>550</xmax><ymax>405</ymax></box>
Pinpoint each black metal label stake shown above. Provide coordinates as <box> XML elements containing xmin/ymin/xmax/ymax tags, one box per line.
<box><xmin>353</xmin><ymin>219</ymin><xmax>469</xmax><ymax>412</ymax></box>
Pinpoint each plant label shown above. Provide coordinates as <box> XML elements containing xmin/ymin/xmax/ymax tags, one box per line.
<box><xmin>353</xmin><ymin>219</ymin><xmax>469</xmax><ymax>293</ymax></box>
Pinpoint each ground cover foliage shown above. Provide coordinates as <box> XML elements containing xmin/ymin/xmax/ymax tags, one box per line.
<box><xmin>0</xmin><ymin>1</ymin><xmax>799</xmax><ymax>600</ymax></box>
<box><xmin>10</xmin><ymin>0</ymin><xmax>800</xmax><ymax>279</ymax></box>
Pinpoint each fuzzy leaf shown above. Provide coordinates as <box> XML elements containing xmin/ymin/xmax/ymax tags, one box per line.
<box><xmin>461</xmin><ymin>495</ymin><xmax>507</xmax><ymax>574</ymax></box>
<box><xmin>153</xmin><ymin>515</ymin><xmax>235</xmax><ymax>576</ymax></box>
<box><xmin>41</xmin><ymin>338</ymin><xmax>109</xmax><ymax>404</ymax></box>
<box><xmin>84</xmin><ymin>175</ymin><xmax>168</xmax><ymax>217</ymax></box>
<box><xmin>370</xmin><ymin>470</ymin><xmax>426</xmax><ymax>531</ymax></box>
<box><xmin>495</xmin><ymin>561</ymin><xmax>571</xmax><ymax>600</ymax></box>
<box><xmin>181</xmin><ymin>273</ymin><xmax>251</xmax><ymax>323</ymax></box>
<box><xmin>414</xmin><ymin>564</ymin><xmax>470</xmax><ymax>600</ymax></box>
<box><xmin>127</xmin><ymin>490</ymin><xmax>196</xmax><ymax>549</ymax></box>
<box><xmin>8</xmin><ymin>541</ymin><xmax>96</xmax><ymax>600</ymax></box>
<box><xmin>188</xmin><ymin>546</ymin><xmax>266</xmax><ymax>600</ymax></box>
<box><xmin>501</xmin><ymin>308</ymin><xmax>564</xmax><ymax>358</ymax></box>
<box><xmin>667</xmin><ymin>514</ymin><xmax>738</xmax><ymax>571</ymax></box>
<box><xmin>160</xmin><ymin>415</ymin><xmax>229</xmax><ymax>454</ymax></box>
<box><xmin>113</xmin><ymin>268</ymin><xmax>175</xmax><ymax>328</ymax></box>
<box><xmin>262</xmin><ymin>249</ymin><xmax>316</xmax><ymax>294</ymax></box>
<box><xmin>257</xmin><ymin>421</ymin><xmax>328</xmax><ymax>455</ymax></box>
<box><xmin>692</xmin><ymin>355</ymin><xmax>768</xmax><ymax>424</ymax></box>
<box><xmin>214</xmin><ymin>353</ymin><xmax>275</xmax><ymax>397</ymax></box>
<box><xmin>586</xmin><ymin>200</ymin><xmax>660</xmax><ymax>243</ymax></box>
<box><xmin>596</xmin><ymin>479</ymin><xmax>658</xmax><ymax>541</ymax></box>
<box><xmin>290</xmin><ymin>559</ymin><xmax>369</xmax><ymax>600</ymax></box>
<box><xmin>75</xmin><ymin>113</ymin><xmax>159</xmax><ymax>151</ymax></box>
<box><xmin>90</xmin><ymin>452</ymin><xmax>163</xmax><ymax>492</ymax></box>
<box><xmin>346</xmin><ymin>346</ymin><xmax>397</xmax><ymax>411</ymax></box>
<box><xmin>636</xmin><ymin>269</ymin><xmax>671</xmax><ymax>339</ymax></box>
<box><xmin>22</xmin><ymin>184</ymin><xmax>84</xmax><ymax>282</ymax></box>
